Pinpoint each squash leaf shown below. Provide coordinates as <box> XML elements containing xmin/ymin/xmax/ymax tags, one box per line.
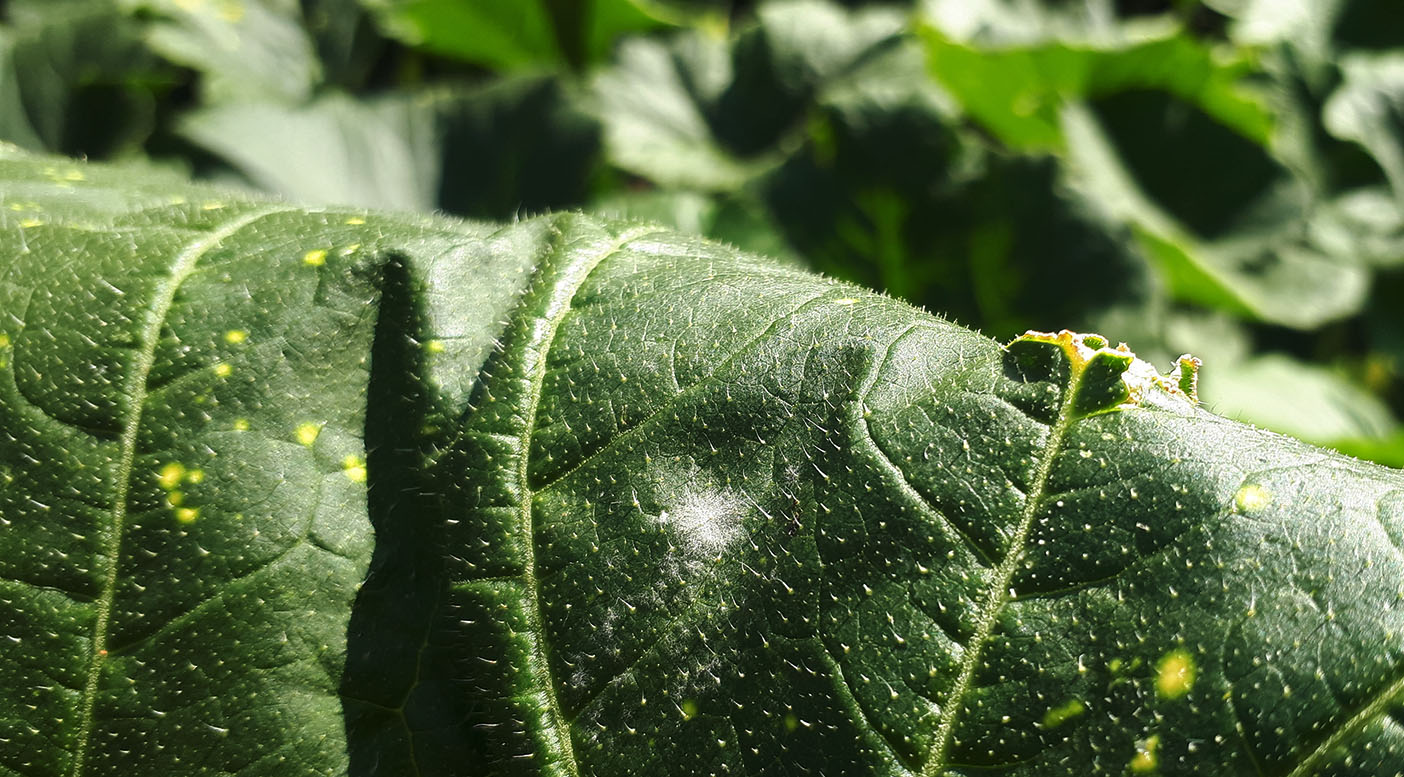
<box><xmin>2</xmin><ymin>149</ymin><xmax>1404</xmax><ymax>776</ymax></box>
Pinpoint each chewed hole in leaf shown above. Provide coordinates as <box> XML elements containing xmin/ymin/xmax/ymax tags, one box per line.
<box><xmin>1007</xmin><ymin>329</ymin><xmax>1201</xmax><ymax>419</ymax></box>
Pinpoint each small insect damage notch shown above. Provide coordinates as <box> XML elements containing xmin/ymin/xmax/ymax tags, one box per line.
<box><xmin>1008</xmin><ymin>330</ymin><xmax>1201</xmax><ymax>419</ymax></box>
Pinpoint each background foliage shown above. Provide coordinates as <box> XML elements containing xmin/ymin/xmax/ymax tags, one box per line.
<box><xmin>4</xmin><ymin>0</ymin><xmax>1403</xmax><ymax>465</ymax></box>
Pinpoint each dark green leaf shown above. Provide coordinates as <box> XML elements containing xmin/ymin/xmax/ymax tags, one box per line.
<box><xmin>7</xmin><ymin>149</ymin><xmax>1404</xmax><ymax>777</ymax></box>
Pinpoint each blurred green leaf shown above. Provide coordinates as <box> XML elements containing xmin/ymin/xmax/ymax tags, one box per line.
<box><xmin>920</xmin><ymin>0</ymin><xmax>1140</xmax><ymax>46</ymax></box>
<box><xmin>590</xmin><ymin>31</ymin><xmax>770</xmax><ymax>190</ymax></box>
<box><xmin>179</xmin><ymin>76</ymin><xmax>602</xmax><ymax>218</ymax></box>
<box><xmin>1331</xmin><ymin>432</ymin><xmax>1404</xmax><ymax>468</ymax></box>
<box><xmin>1325</xmin><ymin>53</ymin><xmax>1404</xmax><ymax>208</ymax></box>
<box><xmin>920</xmin><ymin>26</ymin><xmax>1272</xmax><ymax>152</ymax></box>
<box><xmin>0</xmin><ymin>1</ymin><xmax>169</xmax><ymax>157</ymax></box>
<box><xmin>589</xmin><ymin>0</ymin><xmax>906</xmax><ymax>190</ymax></box>
<box><xmin>300</xmin><ymin>0</ymin><xmax>388</xmax><ymax>89</ymax></box>
<box><xmin>1201</xmin><ymin>354</ymin><xmax>1397</xmax><ymax>445</ymax></box>
<box><xmin>178</xmin><ymin>91</ymin><xmax>440</xmax><ymax>210</ymax></box>
<box><xmin>361</xmin><ymin>0</ymin><xmax>676</xmax><ymax>70</ymax></box>
<box><xmin>588</xmin><ymin>188</ymin><xmax>802</xmax><ymax>265</ymax></box>
<box><xmin>1062</xmin><ymin>101</ymin><xmax>1370</xmax><ymax>328</ymax></box>
<box><xmin>118</xmin><ymin>0</ymin><xmax>321</xmax><ymax>103</ymax></box>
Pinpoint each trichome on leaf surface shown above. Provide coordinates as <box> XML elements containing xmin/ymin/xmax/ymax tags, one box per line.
<box><xmin>2</xmin><ymin>149</ymin><xmax>1403</xmax><ymax>777</ymax></box>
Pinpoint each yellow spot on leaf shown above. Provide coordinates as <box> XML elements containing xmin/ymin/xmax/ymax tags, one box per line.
<box><xmin>1041</xmin><ymin>699</ymin><xmax>1085</xmax><ymax>729</ymax></box>
<box><xmin>176</xmin><ymin>507</ymin><xmax>200</xmax><ymax>524</ymax></box>
<box><xmin>224</xmin><ymin>329</ymin><xmax>247</xmax><ymax>344</ymax></box>
<box><xmin>425</xmin><ymin>339</ymin><xmax>445</xmax><ymax>354</ymax></box>
<box><xmin>1235</xmin><ymin>483</ymin><xmax>1270</xmax><ymax>514</ymax></box>
<box><xmin>302</xmin><ymin>249</ymin><xmax>327</xmax><ymax>266</ymax></box>
<box><xmin>65</xmin><ymin>170</ymin><xmax>84</xmax><ymax>181</ymax></box>
<box><xmin>295</xmin><ymin>422</ymin><xmax>322</xmax><ymax>446</ymax></box>
<box><xmin>232</xmin><ymin>418</ymin><xmax>250</xmax><ymax>431</ymax></box>
<box><xmin>202</xmin><ymin>201</ymin><xmax>225</xmax><ymax>211</ymax></box>
<box><xmin>186</xmin><ymin>469</ymin><xmax>205</xmax><ymax>485</ymax></box>
<box><xmin>342</xmin><ymin>455</ymin><xmax>367</xmax><ymax>483</ymax></box>
<box><xmin>344</xmin><ymin>216</ymin><xmax>365</xmax><ymax>225</ymax></box>
<box><xmin>158</xmin><ymin>462</ymin><xmax>186</xmax><ymax>490</ymax></box>
<box><xmin>1130</xmin><ymin>734</ymin><xmax>1160</xmax><ymax>773</ymax></box>
<box><xmin>680</xmin><ymin>699</ymin><xmax>698</xmax><ymax>720</ymax></box>
<box><xmin>340</xmin><ymin>243</ymin><xmax>361</xmax><ymax>256</ymax></box>
<box><xmin>166</xmin><ymin>491</ymin><xmax>184</xmax><ymax>507</ymax></box>
<box><xmin>0</xmin><ymin>333</ymin><xmax>10</xmax><ymax>348</ymax></box>
<box><xmin>833</xmin><ymin>298</ymin><xmax>858</xmax><ymax>305</ymax></box>
<box><xmin>213</xmin><ymin>363</ymin><xmax>233</xmax><ymax>378</ymax></box>
<box><xmin>19</xmin><ymin>218</ymin><xmax>43</xmax><ymax>228</ymax></box>
<box><xmin>1156</xmin><ymin>649</ymin><xmax>1195</xmax><ymax>699</ymax></box>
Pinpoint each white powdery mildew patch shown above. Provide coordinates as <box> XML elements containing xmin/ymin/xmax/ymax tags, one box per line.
<box><xmin>659</xmin><ymin>487</ymin><xmax>746</xmax><ymax>557</ymax></box>
<box><xmin>653</xmin><ymin>468</ymin><xmax>747</xmax><ymax>559</ymax></box>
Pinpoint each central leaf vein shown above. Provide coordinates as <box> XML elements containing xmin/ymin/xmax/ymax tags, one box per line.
<box><xmin>70</xmin><ymin>207</ymin><xmax>289</xmax><ymax>777</ymax></box>
<box><xmin>920</xmin><ymin>353</ymin><xmax>1088</xmax><ymax>777</ymax></box>
<box><xmin>513</xmin><ymin>226</ymin><xmax>665</xmax><ymax>775</ymax></box>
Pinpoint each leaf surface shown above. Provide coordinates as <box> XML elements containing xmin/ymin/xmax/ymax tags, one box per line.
<box><xmin>3</xmin><ymin>150</ymin><xmax>1404</xmax><ymax>777</ymax></box>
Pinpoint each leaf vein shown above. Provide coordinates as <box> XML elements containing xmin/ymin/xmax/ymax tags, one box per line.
<box><xmin>69</xmin><ymin>206</ymin><xmax>291</xmax><ymax>777</ymax></box>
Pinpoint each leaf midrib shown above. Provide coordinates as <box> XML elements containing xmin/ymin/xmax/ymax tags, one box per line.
<box><xmin>511</xmin><ymin>225</ymin><xmax>666</xmax><ymax>777</ymax></box>
<box><xmin>69</xmin><ymin>207</ymin><xmax>288</xmax><ymax>777</ymax></box>
<box><xmin>921</xmin><ymin>356</ymin><xmax>1087</xmax><ymax>777</ymax></box>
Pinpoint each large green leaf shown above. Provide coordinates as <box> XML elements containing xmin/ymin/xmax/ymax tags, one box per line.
<box><xmin>0</xmin><ymin>147</ymin><xmax>512</xmax><ymax>775</ymax></box>
<box><xmin>5</xmin><ymin>149</ymin><xmax>1404</xmax><ymax>776</ymax></box>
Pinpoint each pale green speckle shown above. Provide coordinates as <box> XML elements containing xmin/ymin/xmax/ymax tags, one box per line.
<box><xmin>342</xmin><ymin>455</ymin><xmax>367</xmax><ymax>483</ymax></box>
<box><xmin>295</xmin><ymin>422</ymin><xmax>322</xmax><ymax>446</ymax></box>
<box><xmin>1040</xmin><ymin>699</ymin><xmax>1085</xmax><ymax>729</ymax></box>
<box><xmin>158</xmin><ymin>462</ymin><xmax>186</xmax><ymax>490</ymax></box>
<box><xmin>1235</xmin><ymin>484</ymin><xmax>1271</xmax><ymax>514</ymax></box>
<box><xmin>1156</xmin><ymin>649</ymin><xmax>1195</xmax><ymax>699</ymax></box>
<box><xmin>1130</xmin><ymin>734</ymin><xmax>1160</xmax><ymax>773</ymax></box>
